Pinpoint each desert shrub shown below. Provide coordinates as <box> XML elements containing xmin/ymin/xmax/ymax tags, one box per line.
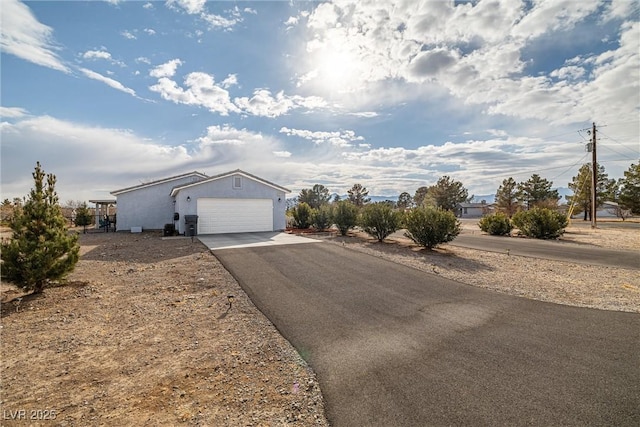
<box><xmin>333</xmin><ymin>200</ymin><xmax>359</xmax><ymax>236</ymax></box>
<box><xmin>359</xmin><ymin>202</ymin><xmax>402</xmax><ymax>242</ymax></box>
<box><xmin>291</xmin><ymin>202</ymin><xmax>313</xmax><ymax>229</ymax></box>
<box><xmin>1</xmin><ymin>162</ymin><xmax>79</xmax><ymax>294</ymax></box>
<box><xmin>404</xmin><ymin>207</ymin><xmax>461</xmax><ymax>249</ymax></box>
<box><xmin>511</xmin><ymin>207</ymin><xmax>568</xmax><ymax>239</ymax></box>
<box><xmin>478</xmin><ymin>212</ymin><xmax>513</xmax><ymax>236</ymax></box>
<box><xmin>312</xmin><ymin>204</ymin><xmax>333</xmax><ymax>230</ymax></box>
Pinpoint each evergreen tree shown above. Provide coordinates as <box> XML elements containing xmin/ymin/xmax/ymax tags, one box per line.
<box><xmin>397</xmin><ymin>192</ymin><xmax>413</xmax><ymax>210</ymax></box>
<box><xmin>517</xmin><ymin>174</ymin><xmax>559</xmax><ymax>210</ymax></box>
<box><xmin>618</xmin><ymin>163</ymin><xmax>640</xmax><ymax>214</ymax></box>
<box><xmin>298</xmin><ymin>184</ymin><xmax>331</xmax><ymax>209</ymax></box>
<box><xmin>347</xmin><ymin>183</ymin><xmax>370</xmax><ymax>207</ymax></box>
<box><xmin>567</xmin><ymin>164</ymin><xmax>616</xmax><ymax>220</ymax></box>
<box><xmin>1</xmin><ymin>162</ymin><xmax>80</xmax><ymax>294</ymax></box>
<box><xmin>413</xmin><ymin>186</ymin><xmax>429</xmax><ymax>207</ymax></box>
<box><xmin>426</xmin><ymin>176</ymin><xmax>469</xmax><ymax>211</ymax></box>
<box><xmin>75</xmin><ymin>202</ymin><xmax>93</xmax><ymax>233</ymax></box>
<box><xmin>494</xmin><ymin>177</ymin><xmax>520</xmax><ymax>217</ymax></box>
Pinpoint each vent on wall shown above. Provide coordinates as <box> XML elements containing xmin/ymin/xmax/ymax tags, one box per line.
<box><xmin>233</xmin><ymin>176</ymin><xmax>242</xmax><ymax>189</ymax></box>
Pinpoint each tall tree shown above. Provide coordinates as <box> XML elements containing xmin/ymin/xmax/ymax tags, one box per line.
<box><xmin>567</xmin><ymin>164</ymin><xmax>616</xmax><ymax>220</ymax></box>
<box><xmin>517</xmin><ymin>174</ymin><xmax>559</xmax><ymax>210</ymax></box>
<box><xmin>1</xmin><ymin>162</ymin><xmax>80</xmax><ymax>294</ymax></box>
<box><xmin>397</xmin><ymin>192</ymin><xmax>413</xmax><ymax>210</ymax></box>
<box><xmin>347</xmin><ymin>183</ymin><xmax>370</xmax><ymax>207</ymax></box>
<box><xmin>617</xmin><ymin>163</ymin><xmax>640</xmax><ymax>214</ymax></box>
<box><xmin>494</xmin><ymin>177</ymin><xmax>520</xmax><ymax>217</ymax></box>
<box><xmin>298</xmin><ymin>184</ymin><xmax>331</xmax><ymax>209</ymax></box>
<box><xmin>413</xmin><ymin>186</ymin><xmax>429</xmax><ymax>207</ymax></box>
<box><xmin>426</xmin><ymin>176</ymin><xmax>469</xmax><ymax>211</ymax></box>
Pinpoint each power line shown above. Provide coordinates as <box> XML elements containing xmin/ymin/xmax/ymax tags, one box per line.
<box><xmin>549</xmin><ymin>152</ymin><xmax>589</xmax><ymax>181</ymax></box>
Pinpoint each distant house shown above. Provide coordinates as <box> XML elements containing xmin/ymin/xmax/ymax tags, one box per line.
<box><xmin>110</xmin><ymin>169</ymin><xmax>290</xmax><ymax>235</ymax></box>
<box><xmin>456</xmin><ymin>201</ymin><xmax>493</xmax><ymax>218</ymax></box>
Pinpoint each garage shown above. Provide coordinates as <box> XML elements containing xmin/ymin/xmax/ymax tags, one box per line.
<box><xmin>197</xmin><ymin>198</ymin><xmax>273</xmax><ymax>234</ymax></box>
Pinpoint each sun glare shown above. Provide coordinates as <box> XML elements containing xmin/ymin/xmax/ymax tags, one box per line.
<box><xmin>314</xmin><ymin>49</ymin><xmax>361</xmax><ymax>94</ymax></box>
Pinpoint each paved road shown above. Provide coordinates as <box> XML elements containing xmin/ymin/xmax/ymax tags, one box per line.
<box><xmin>388</xmin><ymin>230</ymin><xmax>639</xmax><ymax>269</ymax></box>
<box><xmin>214</xmin><ymin>243</ymin><xmax>640</xmax><ymax>427</ymax></box>
<box><xmin>451</xmin><ymin>233</ymin><xmax>639</xmax><ymax>269</ymax></box>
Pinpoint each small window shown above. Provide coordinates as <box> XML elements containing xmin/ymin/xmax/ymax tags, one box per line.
<box><xmin>233</xmin><ymin>175</ymin><xmax>242</xmax><ymax>189</ymax></box>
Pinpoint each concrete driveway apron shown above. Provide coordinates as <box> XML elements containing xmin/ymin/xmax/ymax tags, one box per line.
<box><xmin>212</xmin><ymin>243</ymin><xmax>640</xmax><ymax>427</ymax></box>
<box><xmin>198</xmin><ymin>231</ymin><xmax>321</xmax><ymax>250</ymax></box>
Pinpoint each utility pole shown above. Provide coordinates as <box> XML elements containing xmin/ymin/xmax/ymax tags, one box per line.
<box><xmin>591</xmin><ymin>122</ymin><xmax>597</xmax><ymax>229</ymax></box>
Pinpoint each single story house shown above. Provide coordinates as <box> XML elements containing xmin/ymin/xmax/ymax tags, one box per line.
<box><xmin>456</xmin><ymin>201</ymin><xmax>493</xmax><ymax>218</ymax></box>
<box><xmin>110</xmin><ymin>169</ymin><xmax>290</xmax><ymax>235</ymax></box>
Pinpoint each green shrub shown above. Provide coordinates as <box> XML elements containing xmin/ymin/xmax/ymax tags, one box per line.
<box><xmin>1</xmin><ymin>162</ymin><xmax>79</xmax><ymax>294</ymax></box>
<box><xmin>404</xmin><ymin>207</ymin><xmax>461</xmax><ymax>249</ymax></box>
<box><xmin>478</xmin><ymin>212</ymin><xmax>513</xmax><ymax>236</ymax></box>
<box><xmin>359</xmin><ymin>202</ymin><xmax>402</xmax><ymax>242</ymax></box>
<box><xmin>292</xmin><ymin>202</ymin><xmax>313</xmax><ymax>229</ymax></box>
<box><xmin>333</xmin><ymin>201</ymin><xmax>359</xmax><ymax>236</ymax></box>
<box><xmin>312</xmin><ymin>204</ymin><xmax>333</xmax><ymax>230</ymax></box>
<box><xmin>511</xmin><ymin>207</ymin><xmax>568</xmax><ymax>239</ymax></box>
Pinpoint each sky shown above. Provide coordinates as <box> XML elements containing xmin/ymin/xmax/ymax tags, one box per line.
<box><xmin>1</xmin><ymin>0</ymin><xmax>639</xmax><ymax>204</ymax></box>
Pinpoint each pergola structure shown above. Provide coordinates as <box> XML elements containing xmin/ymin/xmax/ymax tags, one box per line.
<box><xmin>88</xmin><ymin>199</ymin><xmax>116</xmax><ymax>229</ymax></box>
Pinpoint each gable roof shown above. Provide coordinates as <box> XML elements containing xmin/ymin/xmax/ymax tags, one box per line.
<box><xmin>170</xmin><ymin>169</ymin><xmax>290</xmax><ymax>196</ymax></box>
<box><xmin>110</xmin><ymin>171</ymin><xmax>208</xmax><ymax>196</ymax></box>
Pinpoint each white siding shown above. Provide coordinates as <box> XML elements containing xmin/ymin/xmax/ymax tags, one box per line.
<box><xmin>197</xmin><ymin>198</ymin><xmax>273</xmax><ymax>234</ymax></box>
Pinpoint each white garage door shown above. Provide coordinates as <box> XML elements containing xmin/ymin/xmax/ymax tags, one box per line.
<box><xmin>197</xmin><ymin>198</ymin><xmax>273</xmax><ymax>234</ymax></box>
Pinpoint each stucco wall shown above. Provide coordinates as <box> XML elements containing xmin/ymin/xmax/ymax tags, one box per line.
<box><xmin>175</xmin><ymin>174</ymin><xmax>287</xmax><ymax>234</ymax></box>
<box><xmin>115</xmin><ymin>176</ymin><xmax>201</xmax><ymax>231</ymax></box>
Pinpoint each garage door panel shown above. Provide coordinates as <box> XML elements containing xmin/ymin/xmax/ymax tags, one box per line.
<box><xmin>197</xmin><ymin>198</ymin><xmax>273</xmax><ymax>234</ymax></box>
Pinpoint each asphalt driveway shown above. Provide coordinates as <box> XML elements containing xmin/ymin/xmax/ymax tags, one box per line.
<box><xmin>213</xmin><ymin>243</ymin><xmax>640</xmax><ymax>427</ymax></box>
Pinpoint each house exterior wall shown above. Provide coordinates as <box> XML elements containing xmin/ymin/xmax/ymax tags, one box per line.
<box><xmin>175</xmin><ymin>174</ymin><xmax>287</xmax><ymax>234</ymax></box>
<box><xmin>115</xmin><ymin>176</ymin><xmax>200</xmax><ymax>231</ymax></box>
<box><xmin>459</xmin><ymin>206</ymin><xmax>485</xmax><ymax>218</ymax></box>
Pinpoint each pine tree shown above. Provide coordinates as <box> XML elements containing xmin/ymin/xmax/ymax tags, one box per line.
<box><xmin>618</xmin><ymin>163</ymin><xmax>640</xmax><ymax>214</ymax></box>
<box><xmin>494</xmin><ymin>177</ymin><xmax>520</xmax><ymax>217</ymax></box>
<box><xmin>397</xmin><ymin>192</ymin><xmax>413</xmax><ymax>210</ymax></box>
<box><xmin>298</xmin><ymin>184</ymin><xmax>331</xmax><ymax>209</ymax></box>
<box><xmin>517</xmin><ymin>174</ymin><xmax>559</xmax><ymax>210</ymax></box>
<box><xmin>1</xmin><ymin>162</ymin><xmax>80</xmax><ymax>294</ymax></box>
<box><xmin>426</xmin><ymin>176</ymin><xmax>469</xmax><ymax>211</ymax></box>
<box><xmin>567</xmin><ymin>163</ymin><xmax>616</xmax><ymax>221</ymax></box>
<box><xmin>347</xmin><ymin>183</ymin><xmax>370</xmax><ymax>207</ymax></box>
<box><xmin>75</xmin><ymin>202</ymin><xmax>93</xmax><ymax>233</ymax></box>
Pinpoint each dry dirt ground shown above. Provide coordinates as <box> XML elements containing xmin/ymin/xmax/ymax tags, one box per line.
<box><xmin>1</xmin><ymin>230</ymin><xmax>328</xmax><ymax>426</ymax></box>
<box><xmin>1</xmin><ymin>220</ymin><xmax>638</xmax><ymax>426</ymax></box>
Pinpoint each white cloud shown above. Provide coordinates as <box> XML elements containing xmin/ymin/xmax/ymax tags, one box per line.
<box><xmin>149</xmin><ymin>72</ymin><xmax>240</xmax><ymax>116</ymax></box>
<box><xmin>348</xmin><ymin>111</ymin><xmax>379</xmax><ymax>118</ymax></box>
<box><xmin>273</xmin><ymin>151</ymin><xmax>292</xmax><ymax>158</ymax></box>
<box><xmin>82</xmin><ymin>50</ymin><xmax>111</xmax><ymax>60</ymax></box>
<box><xmin>296</xmin><ymin>0</ymin><xmax>639</xmax><ymax>126</ymax></box>
<box><xmin>220</xmin><ymin>73</ymin><xmax>238</xmax><ymax>88</ymax></box>
<box><xmin>0</xmin><ymin>0</ymin><xmax>69</xmax><ymax>73</ymax></box>
<box><xmin>81</xmin><ymin>49</ymin><xmax>125</xmax><ymax>67</ymax></box>
<box><xmin>143</xmin><ymin>28</ymin><xmax>156</xmax><ymax>35</ymax></box>
<box><xmin>149</xmin><ymin>59</ymin><xmax>183</xmax><ymax>78</ymax></box>
<box><xmin>279</xmin><ymin>126</ymin><xmax>364</xmax><ymax>147</ymax></box>
<box><xmin>135</xmin><ymin>56</ymin><xmax>151</xmax><ymax>64</ymax></box>
<box><xmin>0</xmin><ymin>106</ymin><xmax>29</xmax><ymax>119</ymax></box>
<box><xmin>79</xmin><ymin>68</ymin><xmax>136</xmax><ymax>97</ymax></box>
<box><xmin>143</xmin><ymin>3</ymin><xmax>154</xmax><ymax>10</ymax></box>
<box><xmin>120</xmin><ymin>30</ymin><xmax>136</xmax><ymax>40</ymax></box>
<box><xmin>167</xmin><ymin>0</ymin><xmax>206</xmax><ymax>15</ymax></box>
<box><xmin>201</xmin><ymin>13</ymin><xmax>237</xmax><ymax>29</ymax></box>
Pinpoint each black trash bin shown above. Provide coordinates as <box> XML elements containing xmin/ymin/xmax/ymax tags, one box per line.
<box><xmin>184</xmin><ymin>215</ymin><xmax>198</xmax><ymax>236</ymax></box>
